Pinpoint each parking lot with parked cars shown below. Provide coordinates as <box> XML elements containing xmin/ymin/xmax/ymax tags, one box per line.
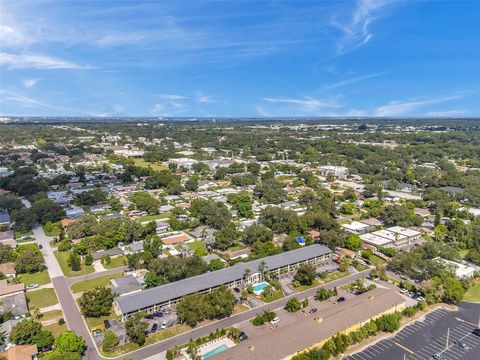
<box><xmin>345</xmin><ymin>302</ymin><xmax>480</xmax><ymax>360</ymax></box>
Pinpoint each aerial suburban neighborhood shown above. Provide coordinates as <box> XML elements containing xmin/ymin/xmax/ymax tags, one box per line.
<box><xmin>1</xmin><ymin>1</ymin><xmax>480</xmax><ymax>360</ymax></box>
<box><xmin>0</xmin><ymin>119</ymin><xmax>479</xmax><ymax>360</ymax></box>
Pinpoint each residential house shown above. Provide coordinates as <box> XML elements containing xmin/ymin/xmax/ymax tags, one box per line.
<box><xmin>0</xmin><ymin>262</ymin><xmax>16</xmax><ymax>278</ymax></box>
<box><xmin>0</xmin><ymin>345</ymin><xmax>38</xmax><ymax>360</ymax></box>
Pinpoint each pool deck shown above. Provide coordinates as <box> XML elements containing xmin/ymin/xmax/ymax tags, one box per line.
<box><xmin>197</xmin><ymin>337</ymin><xmax>236</xmax><ymax>358</ymax></box>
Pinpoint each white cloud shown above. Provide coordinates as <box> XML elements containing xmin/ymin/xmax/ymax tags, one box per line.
<box><xmin>1</xmin><ymin>91</ymin><xmax>49</xmax><ymax>108</ymax></box>
<box><xmin>374</xmin><ymin>93</ymin><xmax>466</xmax><ymax>117</ymax></box>
<box><xmin>323</xmin><ymin>72</ymin><xmax>385</xmax><ymax>90</ymax></box>
<box><xmin>196</xmin><ymin>92</ymin><xmax>215</xmax><ymax>103</ymax></box>
<box><xmin>331</xmin><ymin>0</ymin><xmax>395</xmax><ymax>55</ymax></box>
<box><xmin>0</xmin><ymin>53</ymin><xmax>90</xmax><ymax>69</ymax></box>
<box><xmin>22</xmin><ymin>78</ymin><xmax>40</xmax><ymax>88</ymax></box>
<box><xmin>157</xmin><ymin>93</ymin><xmax>188</xmax><ymax>100</ymax></box>
<box><xmin>0</xmin><ymin>24</ymin><xmax>32</xmax><ymax>47</ymax></box>
<box><xmin>263</xmin><ymin>97</ymin><xmax>341</xmax><ymax>111</ymax></box>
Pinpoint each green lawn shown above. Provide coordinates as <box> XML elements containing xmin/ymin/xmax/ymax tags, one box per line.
<box><xmin>369</xmin><ymin>255</ymin><xmax>387</xmax><ymax>266</ymax></box>
<box><xmin>319</xmin><ymin>271</ymin><xmax>350</xmax><ymax>284</ymax></box>
<box><xmin>71</xmin><ymin>272</ymin><xmax>123</xmax><ymax>293</ymax></box>
<box><xmin>463</xmin><ymin>281</ymin><xmax>480</xmax><ymax>302</ymax></box>
<box><xmin>55</xmin><ymin>251</ymin><xmax>95</xmax><ymax>277</ymax></box>
<box><xmin>103</xmin><ymin>255</ymin><xmax>128</xmax><ymax>269</ymax></box>
<box><xmin>14</xmin><ymin>230</ymin><xmax>34</xmax><ymax>241</ymax></box>
<box><xmin>132</xmin><ymin>158</ymin><xmax>167</xmax><ymax>171</ymax></box>
<box><xmin>137</xmin><ymin>212</ymin><xmax>171</xmax><ymax>222</ymax></box>
<box><xmin>40</xmin><ymin>310</ymin><xmax>63</xmax><ymax>322</ymax></box>
<box><xmin>85</xmin><ymin>307</ymin><xmax>119</xmax><ymax>330</ymax></box>
<box><xmin>18</xmin><ymin>270</ymin><xmax>51</xmax><ymax>285</ymax></box>
<box><xmin>186</xmin><ymin>240</ymin><xmax>204</xmax><ymax>251</ymax></box>
<box><xmin>42</xmin><ymin>223</ymin><xmax>61</xmax><ymax>237</ymax></box>
<box><xmin>145</xmin><ymin>324</ymin><xmax>191</xmax><ymax>345</ymax></box>
<box><xmin>26</xmin><ymin>288</ymin><xmax>58</xmax><ymax>309</ymax></box>
<box><xmin>44</xmin><ymin>322</ymin><xmax>68</xmax><ymax>337</ymax></box>
<box><xmin>293</xmin><ymin>280</ymin><xmax>320</xmax><ymax>292</ymax></box>
<box><xmin>261</xmin><ymin>290</ymin><xmax>284</xmax><ymax>302</ymax></box>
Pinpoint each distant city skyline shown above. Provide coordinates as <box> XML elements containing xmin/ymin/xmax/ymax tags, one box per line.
<box><xmin>1</xmin><ymin>0</ymin><xmax>479</xmax><ymax>117</ymax></box>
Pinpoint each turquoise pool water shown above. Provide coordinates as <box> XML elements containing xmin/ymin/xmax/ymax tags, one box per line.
<box><xmin>252</xmin><ymin>282</ymin><xmax>269</xmax><ymax>293</ymax></box>
<box><xmin>203</xmin><ymin>344</ymin><xmax>228</xmax><ymax>359</ymax></box>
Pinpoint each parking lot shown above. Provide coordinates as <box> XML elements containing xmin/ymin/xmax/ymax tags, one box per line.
<box><xmin>345</xmin><ymin>302</ymin><xmax>480</xmax><ymax>360</ymax></box>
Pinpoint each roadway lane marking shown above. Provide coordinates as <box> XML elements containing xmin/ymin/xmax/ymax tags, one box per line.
<box><xmin>394</xmin><ymin>342</ymin><xmax>415</xmax><ymax>354</ymax></box>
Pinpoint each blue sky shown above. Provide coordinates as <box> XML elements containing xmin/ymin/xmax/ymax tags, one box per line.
<box><xmin>1</xmin><ymin>0</ymin><xmax>479</xmax><ymax>117</ymax></box>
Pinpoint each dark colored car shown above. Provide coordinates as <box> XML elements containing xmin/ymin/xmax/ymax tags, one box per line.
<box><xmin>145</xmin><ymin>314</ymin><xmax>155</xmax><ymax>319</ymax></box>
<box><xmin>233</xmin><ymin>287</ymin><xmax>241</xmax><ymax>293</ymax></box>
<box><xmin>473</xmin><ymin>328</ymin><xmax>480</xmax><ymax>336</ymax></box>
<box><xmin>337</xmin><ymin>297</ymin><xmax>346</xmax><ymax>302</ymax></box>
<box><xmin>150</xmin><ymin>324</ymin><xmax>158</xmax><ymax>333</ymax></box>
<box><xmin>239</xmin><ymin>332</ymin><xmax>248</xmax><ymax>341</ymax></box>
<box><xmin>103</xmin><ymin>320</ymin><xmax>111</xmax><ymax>329</ymax></box>
<box><xmin>153</xmin><ymin>312</ymin><xmax>163</xmax><ymax>318</ymax></box>
<box><xmin>309</xmin><ymin>308</ymin><xmax>318</xmax><ymax>314</ymax></box>
<box><xmin>39</xmin><ymin>245</ymin><xmax>43</xmax><ymax>249</ymax></box>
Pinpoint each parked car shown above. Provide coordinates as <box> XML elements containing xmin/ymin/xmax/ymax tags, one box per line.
<box><xmin>472</xmin><ymin>328</ymin><xmax>480</xmax><ymax>337</ymax></box>
<box><xmin>153</xmin><ymin>312</ymin><xmax>163</xmax><ymax>318</ymax></box>
<box><xmin>432</xmin><ymin>354</ymin><xmax>447</xmax><ymax>360</ymax></box>
<box><xmin>270</xmin><ymin>317</ymin><xmax>280</xmax><ymax>325</ymax></box>
<box><xmin>26</xmin><ymin>284</ymin><xmax>39</xmax><ymax>290</ymax></box>
<box><xmin>104</xmin><ymin>320</ymin><xmax>111</xmax><ymax>329</ymax></box>
<box><xmin>239</xmin><ymin>332</ymin><xmax>248</xmax><ymax>341</ymax></box>
<box><xmin>161</xmin><ymin>321</ymin><xmax>168</xmax><ymax>329</ymax></box>
<box><xmin>337</xmin><ymin>297</ymin><xmax>346</xmax><ymax>302</ymax></box>
<box><xmin>308</xmin><ymin>308</ymin><xmax>318</xmax><ymax>314</ymax></box>
<box><xmin>150</xmin><ymin>324</ymin><xmax>158</xmax><ymax>333</ymax></box>
<box><xmin>145</xmin><ymin>314</ymin><xmax>155</xmax><ymax>319</ymax></box>
<box><xmin>454</xmin><ymin>340</ymin><xmax>469</xmax><ymax>349</ymax></box>
<box><xmin>39</xmin><ymin>245</ymin><xmax>43</xmax><ymax>249</ymax></box>
<box><xmin>233</xmin><ymin>287</ymin><xmax>240</xmax><ymax>293</ymax></box>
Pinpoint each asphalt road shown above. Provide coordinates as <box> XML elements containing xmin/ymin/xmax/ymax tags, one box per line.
<box><xmin>33</xmin><ymin>223</ymin><xmax>64</xmax><ymax>278</ymax></box>
<box><xmin>345</xmin><ymin>302</ymin><xmax>480</xmax><ymax>360</ymax></box>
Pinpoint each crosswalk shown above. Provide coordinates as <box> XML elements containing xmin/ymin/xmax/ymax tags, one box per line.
<box><xmin>345</xmin><ymin>309</ymin><xmax>480</xmax><ymax>360</ymax></box>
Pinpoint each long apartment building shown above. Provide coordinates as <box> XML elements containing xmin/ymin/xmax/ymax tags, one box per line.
<box><xmin>114</xmin><ymin>244</ymin><xmax>332</xmax><ymax>320</ymax></box>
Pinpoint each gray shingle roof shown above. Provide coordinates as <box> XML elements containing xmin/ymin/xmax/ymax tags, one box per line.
<box><xmin>115</xmin><ymin>244</ymin><xmax>331</xmax><ymax>314</ymax></box>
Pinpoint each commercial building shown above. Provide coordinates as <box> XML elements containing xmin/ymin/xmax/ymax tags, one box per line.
<box><xmin>318</xmin><ymin>165</ymin><xmax>349</xmax><ymax>179</ymax></box>
<box><xmin>218</xmin><ymin>288</ymin><xmax>405</xmax><ymax>360</ymax></box>
<box><xmin>341</xmin><ymin>221</ymin><xmax>370</xmax><ymax>234</ymax></box>
<box><xmin>114</xmin><ymin>244</ymin><xmax>332</xmax><ymax>320</ymax></box>
<box><xmin>434</xmin><ymin>258</ymin><xmax>475</xmax><ymax>279</ymax></box>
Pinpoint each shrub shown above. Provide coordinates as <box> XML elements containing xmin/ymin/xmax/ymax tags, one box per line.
<box><xmin>285</xmin><ymin>297</ymin><xmax>302</xmax><ymax>312</ymax></box>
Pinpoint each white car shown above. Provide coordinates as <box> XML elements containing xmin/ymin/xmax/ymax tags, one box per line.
<box><xmin>26</xmin><ymin>284</ymin><xmax>39</xmax><ymax>290</ymax></box>
<box><xmin>161</xmin><ymin>321</ymin><xmax>168</xmax><ymax>329</ymax></box>
<box><xmin>270</xmin><ymin>317</ymin><xmax>280</xmax><ymax>325</ymax></box>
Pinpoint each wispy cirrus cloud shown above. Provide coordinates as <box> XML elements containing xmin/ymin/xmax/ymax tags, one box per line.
<box><xmin>157</xmin><ymin>93</ymin><xmax>188</xmax><ymax>100</ymax></box>
<box><xmin>196</xmin><ymin>92</ymin><xmax>216</xmax><ymax>104</ymax></box>
<box><xmin>322</xmin><ymin>72</ymin><xmax>386</xmax><ymax>90</ymax></box>
<box><xmin>330</xmin><ymin>0</ymin><xmax>396</xmax><ymax>55</ymax></box>
<box><xmin>264</xmin><ymin>97</ymin><xmax>341</xmax><ymax>111</ymax></box>
<box><xmin>374</xmin><ymin>92</ymin><xmax>468</xmax><ymax>116</ymax></box>
<box><xmin>0</xmin><ymin>53</ymin><xmax>91</xmax><ymax>69</ymax></box>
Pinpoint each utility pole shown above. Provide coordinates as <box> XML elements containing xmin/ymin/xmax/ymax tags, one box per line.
<box><xmin>446</xmin><ymin>327</ymin><xmax>450</xmax><ymax>350</ymax></box>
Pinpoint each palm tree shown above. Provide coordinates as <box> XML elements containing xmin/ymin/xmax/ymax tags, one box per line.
<box><xmin>243</xmin><ymin>268</ymin><xmax>252</xmax><ymax>286</ymax></box>
<box><xmin>258</xmin><ymin>261</ymin><xmax>268</xmax><ymax>281</ymax></box>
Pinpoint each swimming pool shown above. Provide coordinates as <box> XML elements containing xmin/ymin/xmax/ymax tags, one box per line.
<box><xmin>202</xmin><ymin>344</ymin><xmax>228</xmax><ymax>359</ymax></box>
<box><xmin>252</xmin><ymin>281</ymin><xmax>269</xmax><ymax>294</ymax></box>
